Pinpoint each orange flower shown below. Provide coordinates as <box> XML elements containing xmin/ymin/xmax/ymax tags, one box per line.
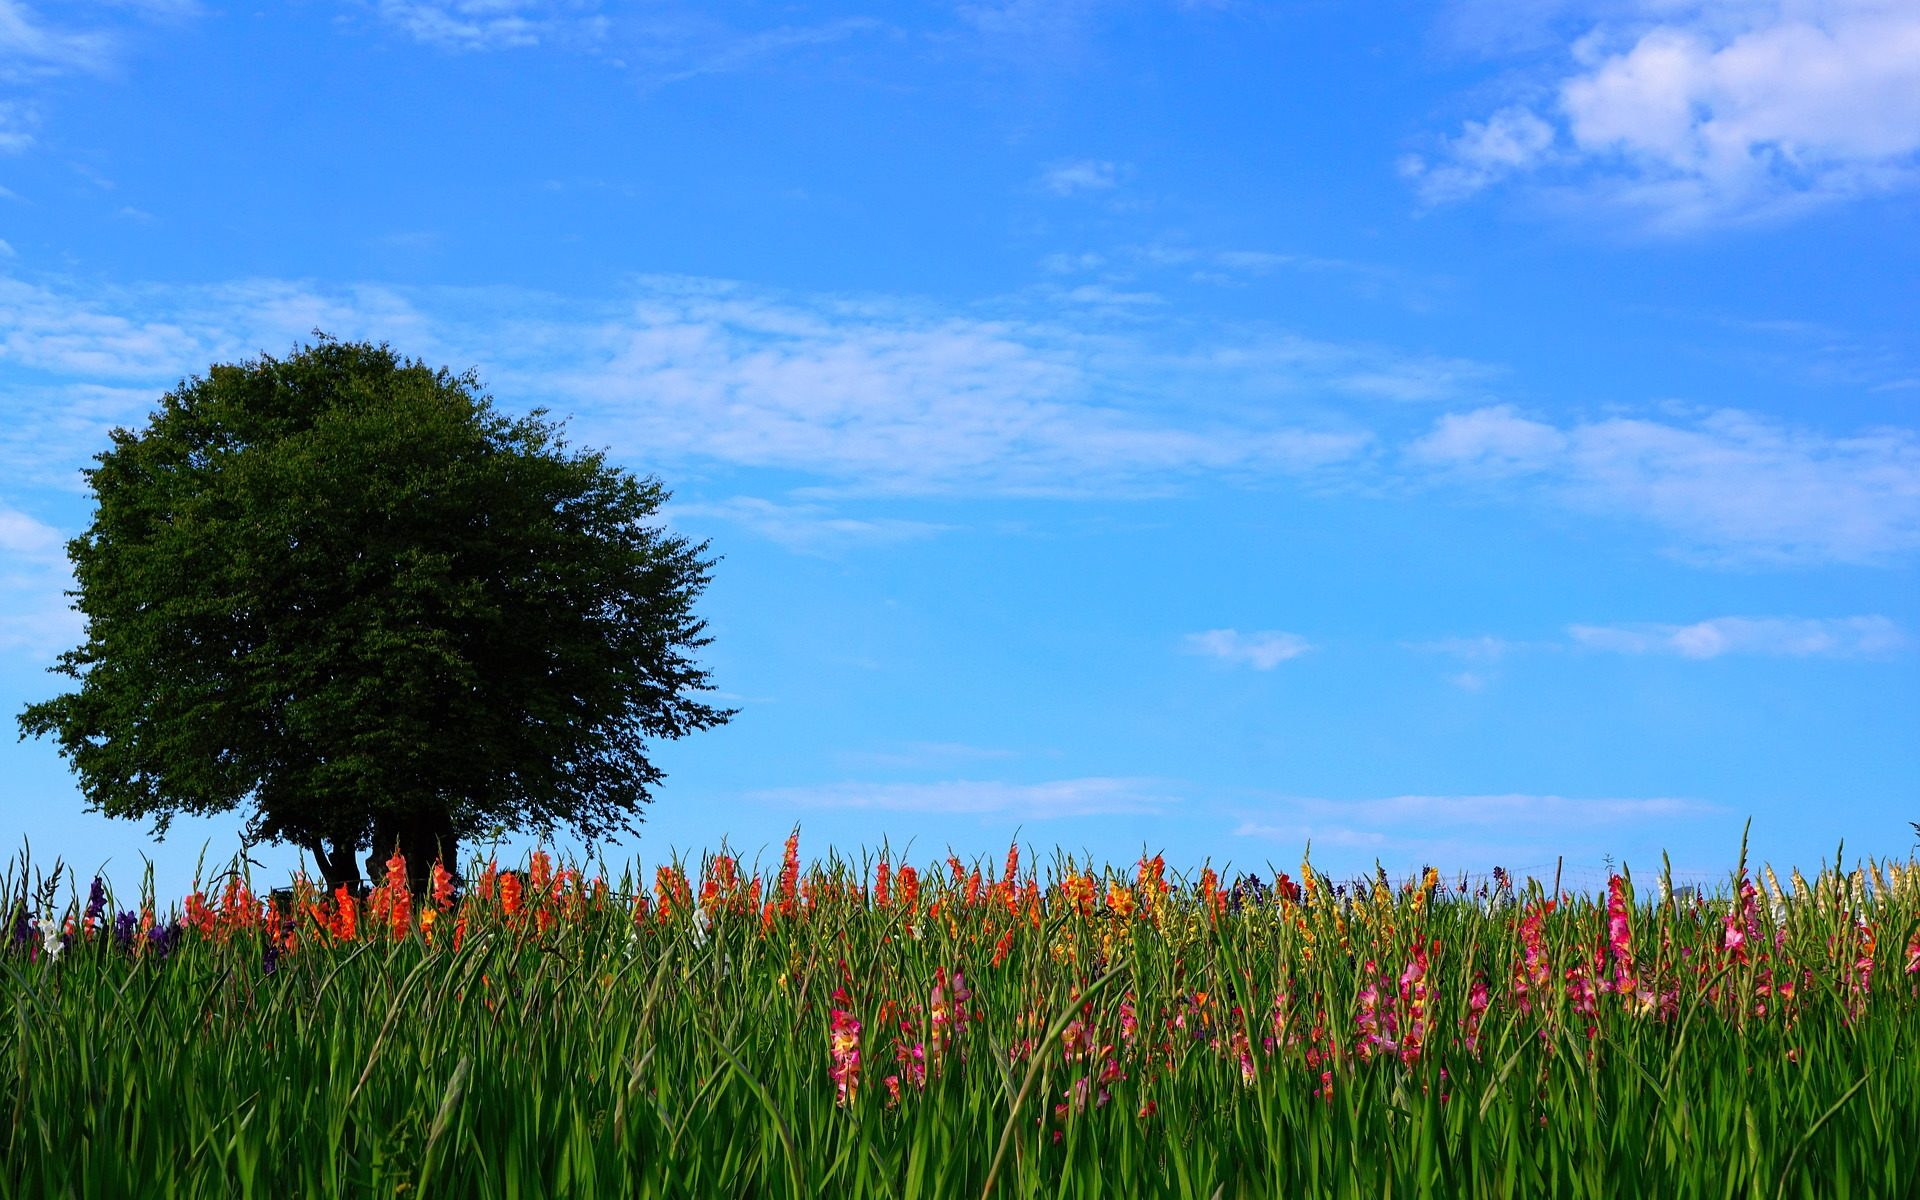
<box><xmin>501</xmin><ymin>872</ymin><xmax>524</xmax><ymax>918</ymax></box>
<box><xmin>1199</xmin><ymin>867</ymin><xmax>1221</xmax><ymax>917</ymax></box>
<box><xmin>992</xmin><ymin>927</ymin><xmax>1016</xmax><ymax>967</ymax></box>
<box><xmin>331</xmin><ymin>885</ymin><xmax>357</xmax><ymax>942</ymax></box>
<box><xmin>431</xmin><ymin>862</ymin><xmax>456</xmax><ymax>912</ymax></box>
<box><xmin>779</xmin><ymin>831</ymin><xmax>801</xmax><ymax>917</ymax></box>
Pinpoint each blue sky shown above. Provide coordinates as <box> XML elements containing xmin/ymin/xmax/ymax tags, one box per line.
<box><xmin>2</xmin><ymin>0</ymin><xmax>1916</xmax><ymax>895</ymax></box>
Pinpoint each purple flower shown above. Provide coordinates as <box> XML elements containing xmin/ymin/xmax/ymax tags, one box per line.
<box><xmin>111</xmin><ymin>911</ymin><xmax>138</xmax><ymax>952</ymax></box>
<box><xmin>262</xmin><ymin>938</ymin><xmax>281</xmax><ymax>977</ymax></box>
<box><xmin>147</xmin><ymin>921</ymin><xmax>183</xmax><ymax>963</ymax></box>
<box><xmin>84</xmin><ymin>877</ymin><xmax>108</xmax><ymax>926</ymax></box>
<box><xmin>9</xmin><ymin>908</ymin><xmax>32</xmax><ymax>954</ymax></box>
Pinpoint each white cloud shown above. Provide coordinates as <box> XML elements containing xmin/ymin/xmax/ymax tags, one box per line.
<box><xmin>1403</xmin><ymin>106</ymin><xmax>1557</xmax><ymax>205</ymax></box>
<box><xmin>669</xmin><ymin>496</ymin><xmax>951</xmax><ymax>555</ymax></box>
<box><xmin>1407</xmin><ymin>404</ymin><xmax>1567</xmax><ymax>472</ymax></box>
<box><xmin>370</xmin><ymin>0</ymin><xmax>608</xmax><ymax>52</ymax></box>
<box><xmin>1183</xmin><ymin>628</ymin><xmax>1313</xmax><ymax>669</ymax></box>
<box><xmin>1234</xmin><ymin>791</ymin><xmax>1722</xmax><ymax>874</ymax></box>
<box><xmin>1410</xmin><ymin>404</ymin><xmax>1920</xmax><ymax>563</ymax></box>
<box><xmin>0</xmin><ymin>99</ymin><xmax>35</xmax><ymax>152</ymax></box>
<box><xmin>1040</xmin><ymin>159</ymin><xmax>1124</xmax><ymax>196</ymax></box>
<box><xmin>642</xmin><ymin>19</ymin><xmax>884</xmax><ymax>88</ymax></box>
<box><xmin>0</xmin><ymin>502</ymin><xmax>59</xmax><ymax>560</ymax></box>
<box><xmin>0</xmin><ymin>1</ymin><xmax>112</xmax><ymax>78</ymax></box>
<box><xmin>1570</xmin><ymin>615</ymin><xmax>1907</xmax><ymax>658</ymax></box>
<box><xmin>5</xmin><ymin>270</ymin><xmax>1912</xmax><ymax>568</ymax></box>
<box><xmin>1408</xmin><ymin>634</ymin><xmax>1520</xmax><ymax>661</ymax></box>
<box><xmin>0</xmin><ymin>502</ymin><xmax>78</xmax><ymax>660</ymax></box>
<box><xmin>0</xmin><ymin>271</ymin><xmax>1398</xmax><ymax>502</ymax></box>
<box><xmin>836</xmin><ymin>742</ymin><xmax>1019</xmax><ymax>770</ymax></box>
<box><xmin>1420</xmin><ymin>0</ymin><xmax>1920</xmax><ymax>226</ymax></box>
<box><xmin>500</xmin><ymin>278</ymin><xmax>1376</xmax><ymax>497</ymax></box>
<box><xmin>751</xmin><ymin>777</ymin><xmax>1170</xmax><ymax>818</ymax></box>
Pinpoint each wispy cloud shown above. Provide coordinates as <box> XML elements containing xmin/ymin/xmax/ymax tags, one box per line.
<box><xmin>669</xmin><ymin>496</ymin><xmax>952</xmax><ymax>555</ymax></box>
<box><xmin>1403</xmin><ymin>106</ymin><xmax>1557</xmax><ymax>206</ymax></box>
<box><xmin>1406</xmin><ymin>634</ymin><xmax>1520</xmax><ymax>662</ymax></box>
<box><xmin>750</xmin><ymin>777</ymin><xmax>1171</xmax><ymax>818</ymax></box>
<box><xmin>0</xmin><ymin>0</ymin><xmax>170</xmax><ymax>158</ymax></box>
<box><xmin>0</xmin><ymin>1</ymin><xmax>113</xmax><ymax>79</ymax></box>
<box><xmin>1413</xmin><ymin>0</ymin><xmax>1920</xmax><ymax>228</ymax></box>
<box><xmin>0</xmin><ymin>502</ymin><xmax>78</xmax><ymax>660</ymax></box>
<box><xmin>369</xmin><ymin>0</ymin><xmax>608</xmax><ymax>52</ymax></box>
<box><xmin>364</xmin><ymin>2</ymin><xmax>885</xmax><ymax>89</ymax></box>
<box><xmin>1405</xmin><ymin>634</ymin><xmax>1525</xmax><ymax>690</ymax></box>
<box><xmin>1570</xmin><ymin>615</ymin><xmax>1907</xmax><ymax>659</ymax></box>
<box><xmin>1408</xmin><ymin>404</ymin><xmax>1920</xmax><ymax>564</ymax></box>
<box><xmin>835</xmin><ymin>742</ymin><xmax>1020</xmax><ymax>770</ymax></box>
<box><xmin>5</xmin><ymin>270</ymin><xmax>1913</xmax><ymax>568</ymax></box>
<box><xmin>1184</xmin><ymin>629</ymin><xmax>1312</xmax><ymax>669</ymax></box>
<box><xmin>1039</xmin><ymin>159</ymin><xmax>1125</xmax><ymax>196</ymax></box>
<box><xmin>1234</xmin><ymin>791</ymin><xmax>1723</xmax><ymax>871</ymax></box>
<box><xmin>0</xmin><ymin>271</ymin><xmax>1431</xmax><ymax>502</ymax></box>
<box><xmin>641</xmin><ymin>18</ymin><xmax>884</xmax><ymax>88</ymax></box>
<box><xmin>497</xmin><ymin>277</ymin><xmax>1376</xmax><ymax>497</ymax></box>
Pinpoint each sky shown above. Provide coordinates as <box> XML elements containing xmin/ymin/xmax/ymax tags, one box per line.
<box><xmin>1</xmin><ymin>0</ymin><xmax>1916</xmax><ymax>896</ymax></box>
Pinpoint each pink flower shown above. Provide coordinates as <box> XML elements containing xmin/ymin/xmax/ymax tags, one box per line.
<box><xmin>1606</xmin><ymin>874</ymin><xmax>1637</xmax><ymax>994</ymax></box>
<box><xmin>929</xmin><ymin>968</ymin><xmax>972</xmax><ymax>1059</ymax></box>
<box><xmin>1461</xmin><ymin>974</ymin><xmax>1490</xmax><ymax>1055</ymax></box>
<box><xmin>828</xmin><ymin>997</ymin><xmax>862</xmax><ymax>1106</ymax></box>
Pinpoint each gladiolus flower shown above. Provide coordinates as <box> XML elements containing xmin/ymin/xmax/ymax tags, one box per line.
<box><xmin>779</xmin><ymin>832</ymin><xmax>801</xmax><ymax>917</ymax></box>
<box><xmin>828</xmin><ymin>997</ymin><xmax>862</xmax><ymax>1106</ymax></box>
<box><xmin>35</xmin><ymin>917</ymin><xmax>62</xmax><ymax>961</ymax></box>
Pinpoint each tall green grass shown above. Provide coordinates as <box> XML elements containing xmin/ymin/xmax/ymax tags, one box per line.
<box><xmin>3</xmin><ymin>840</ymin><xmax>1918</xmax><ymax>1198</ymax></box>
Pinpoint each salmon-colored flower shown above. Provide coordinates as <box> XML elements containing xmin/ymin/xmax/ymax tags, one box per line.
<box><xmin>828</xmin><ymin>994</ymin><xmax>862</xmax><ymax>1106</ymax></box>
<box><xmin>778</xmin><ymin>832</ymin><xmax>801</xmax><ymax>917</ymax></box>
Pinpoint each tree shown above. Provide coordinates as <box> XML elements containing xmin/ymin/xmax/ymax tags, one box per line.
<box><xmin>18</xmin><ymin>336</ymin><xmax>733</xmax><ymax>891</ymax></box>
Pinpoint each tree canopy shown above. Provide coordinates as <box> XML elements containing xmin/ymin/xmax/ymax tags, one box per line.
<box><xmin>18</xmin><ymin>336</ymin><xmax>732</xmax><ymax>889</ymax></box>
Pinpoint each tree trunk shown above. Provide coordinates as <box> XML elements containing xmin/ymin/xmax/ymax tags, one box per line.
<box><xmin>306</xmin><ymin>839</ymin><xmax>362</xmax><ymax>894</ymax></box>
<box><xmin>366</xmin><ymin>809</ymin><xmax>460</xmax><ymax>896</ymax></box>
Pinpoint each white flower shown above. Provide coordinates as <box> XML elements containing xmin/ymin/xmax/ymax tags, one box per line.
<box><xmin>691</xmin><ymin>907</ymin><xmax>712</xmax><ymax>948</ymax></box>
<box><xmin>34</xmin><ymin>917</ymin><xmax>63</xmax><ymax>960</ymax></box>
<box><xmin>907</xmin><ymin>922</ymin><xmax>923</xmax><ymax>941</ymax></box>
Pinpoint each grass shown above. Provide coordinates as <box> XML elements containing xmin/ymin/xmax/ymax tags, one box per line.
<box><xmin>3</xmin><ymin>834</ymin><xmax>1918</xmax><ymax>1198</ymax></box>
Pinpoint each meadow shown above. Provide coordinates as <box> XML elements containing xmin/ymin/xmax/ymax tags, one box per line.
<box><xmin>4</xmin><ymin>833</ymin><xmax>1918</xmax><ymax>1198</ymax></box>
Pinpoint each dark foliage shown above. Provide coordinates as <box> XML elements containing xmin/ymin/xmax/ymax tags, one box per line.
<box><xmin>18</xmin><ymin>336</ymin><xmax>732</xmax><ymax>888</ymax></box>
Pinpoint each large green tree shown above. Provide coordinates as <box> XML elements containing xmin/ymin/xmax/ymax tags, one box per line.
<box><xmin>18</xmin><ymin>337</ymin><xmax>732</xmax><ymax>890</ymax></box>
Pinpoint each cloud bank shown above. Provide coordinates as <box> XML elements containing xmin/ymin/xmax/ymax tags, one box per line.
<box><xmin>1411</xmin><ymin>0</ymin><xmax>1920</xmax><ymax>228</ymax></box>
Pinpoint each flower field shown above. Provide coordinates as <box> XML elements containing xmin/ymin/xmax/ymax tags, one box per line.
<box><xmin>5</xmin><ymin>834</ymin><xmax>1920</xmax><ymax>1198</ymax></box>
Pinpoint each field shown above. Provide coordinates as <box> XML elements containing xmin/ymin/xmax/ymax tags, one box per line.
<box><xmin>4</xmin><ymin>834</ymin><xmax>1919</xmax><ymax>1198</ymax></box>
